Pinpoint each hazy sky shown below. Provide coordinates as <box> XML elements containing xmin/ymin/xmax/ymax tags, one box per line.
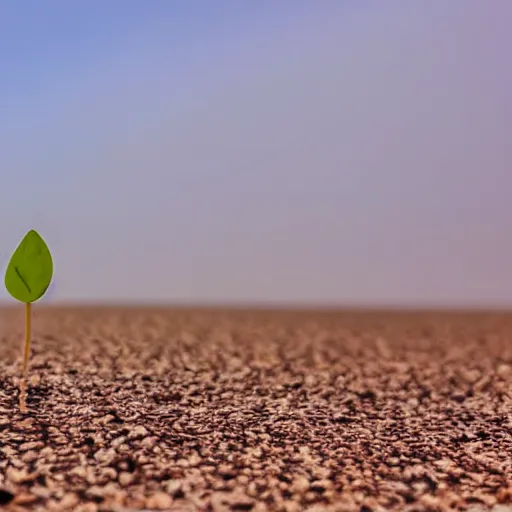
<box><xmin>0</xmin><ymin>1</ymin><xmax>511</xmax><ymax>306</ymax></box>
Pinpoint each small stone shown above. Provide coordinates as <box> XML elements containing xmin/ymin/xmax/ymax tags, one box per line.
<box><xmin>304</xmin><ymin>375</ymin><xmax>317</xmax><ymax>387</ymax></box>
<box><xmin>283</xmin><ymin>502</ymin><xmax>301</xmax><ymax>512</ymax></box>
<box><xmin>19</xmin><ymin>441</ymin><xmax>44</xmax><ymax>452</ymax></box>
<box><xmin>218</xmin><ymin>465</ymin><xmax>236</xmax><ymax>479</ymax></box>
<box><xmin>141</xmin><ymin>436</ymin><xmax>158</xmax><ymax>448</ymax></box>
<box><xmin>474</xmin><ymin>375</ymin><xmax>492</xmax><ymax>392</ymax></box>
<box><xmin>59</xmin><ymin>493</ymin><xmax>79</xmax><ymax>508</ymax></box>
<box><xmin>419</xmin><ymin>494</ymin><xmax>441</xmax><ymax>508</ymax></box>
<box><xmin>28</xmin><ymin>374</ymin><xmax>41</xmax><ymax>386</ymax></box>
<box><xmin>21</xmin><ymin>450</ymin><xmax>39</xmax><ymax>463</ymax></box>
<box><xmin>30</xmin><ymin>486</ymin><xmax>52</xmax><ymax>499</ymax></box>
<box><xmin>93</xmin><ymin>448</ymin><xmax>116</xmax><ymax>464</ymax></box>
<box><xmin>407</xmin><ymin>397</ymin><xmax>419</xmax><ymax>408</ymax></box>
<box><xmin>128</xmin><ymin>425</ymin><xmax>149</xmax><ymax>440</ymax></box>
<box><xmin>70</xmin><ymin>466</ymin><xmax>87</xmax><ymax>478</ymax></box>
<box><xmin>146</xmin><ymin>491</ymin><xmax>173</xmax><ymax>509</ymax></box>
<box><xmin>188</xmin><ymin>453</ymin><xmax>201</xmax><ymax>467</ymax></box>
<box><xmin>6</xmin><ymin>468</ymin><xmax>35</xmax><ymax>484</ymax></box>
<box><xmin>85</xmin><ymin>486</ymin><xmax>106</xmax><ymax>500</ymax></box>
<box><xmin>13</xmin><ymin>493</ymin><xmax>37</xmax><ymax>505</ymax></box>
<box><xmin>310</xmin><ymin>480</ymin><xmax>331</xmax><ymax>493</ymax></box>
<box><xmin>497</xmin><ymin>364</ymin><xmax>511</xmax><ymax>377</ymax></box>
<box><xmin>291</xmin><ymin>476</ymin><xmax>310</xmax><ymax>494</ymax></box>
<box><xmin>230</xmin><ymin>494</ymin><xmax>255</xmax><ymax>509</ymax></box>
<box><xmin>211</xmin><ymin>492</ymin><xmax>254</xmax><ymax>512</ymax></box>
<box><xmin>100</xmin><ymin>414</ymin><xmax>116</xmax><ymax>424</ymax></box>
<box><xmin>494</xmin><ymin>506</ymin><xmax>512</xmax><ymax>512</ymax></box>
<box><xmin>119</xmin><ymin>472</ymin><xmax>134</xmax><ymax>486</ymax></box>
<box><xmin>496</xmin><ymin>486</ymin><xmax>512</xmax><ymax>503</ymax></box>
<box><xmin>74</xmin><ymin>504</ymin><xmax>98</xmax><ymax>512</ymax></box>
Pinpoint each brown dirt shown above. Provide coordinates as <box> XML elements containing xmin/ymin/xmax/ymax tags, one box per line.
<box><xmin>0</xmin><ymin>306</ymin><xmax>512</xmax><ymax>512</ymax></box>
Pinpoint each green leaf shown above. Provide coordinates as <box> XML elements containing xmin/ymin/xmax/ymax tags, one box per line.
<box><xmin>5</xmin><ymin>230</ymin><xmax>53</xmax><ymax>303</ymax></box>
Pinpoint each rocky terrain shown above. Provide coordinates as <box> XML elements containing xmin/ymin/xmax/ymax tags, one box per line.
<box><xmin>0</xmin><ymin>306</ymin><xmax>511</xmax><ymax>511</ymax></box>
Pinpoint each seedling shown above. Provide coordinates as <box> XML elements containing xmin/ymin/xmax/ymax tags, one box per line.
<box><xmin>4</xmin><ymin>230</ymin><xmax>53</xmax><ymax>413</ymax></box>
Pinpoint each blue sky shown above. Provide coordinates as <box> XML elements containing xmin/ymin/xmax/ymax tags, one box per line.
<box><xmin>0</xmin><ymin>1</ymin><xmax>511</xmax><ymax>306</ymax></box>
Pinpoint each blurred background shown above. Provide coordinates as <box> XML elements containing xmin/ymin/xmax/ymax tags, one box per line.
<box><xmin>0</xmin><ymin>1</ymin><xmax>510</xmax><ymax>308</ymax></box>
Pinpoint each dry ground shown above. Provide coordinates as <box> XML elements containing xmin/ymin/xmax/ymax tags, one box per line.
<box><xmin>1</xmin><ymin>307</ymin><xmax>512</xmax><ymax>512</ymax></box>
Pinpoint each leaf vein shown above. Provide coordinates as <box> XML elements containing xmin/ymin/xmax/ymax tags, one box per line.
<box><xmin>14</xmin><ymin>266</ymin><xmax>31</xmax><ymax>294</ymax></box>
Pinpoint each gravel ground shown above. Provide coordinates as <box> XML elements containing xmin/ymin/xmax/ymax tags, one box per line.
<box><xmin>0</xmin><ymin>306</ymin><xmax>512</xmax><ymax>512</ymax></box>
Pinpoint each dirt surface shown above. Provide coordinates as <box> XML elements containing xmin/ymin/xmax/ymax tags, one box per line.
<box><xmin>1</xmin><ymin>306</ymin><xmax>512</xmax><ymax>512</ymax></box>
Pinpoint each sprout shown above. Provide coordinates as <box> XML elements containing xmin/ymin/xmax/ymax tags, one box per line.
<box><xmin>4</xmin><ymin>230</ymin><xmax>53</xmax><ymax>414</ymax></box>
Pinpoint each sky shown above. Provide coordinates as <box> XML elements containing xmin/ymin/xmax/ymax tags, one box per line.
<box><xmin>0</xmin><ymin>1</ymin><xmax>511</xmax><ymax>307</ymax></box>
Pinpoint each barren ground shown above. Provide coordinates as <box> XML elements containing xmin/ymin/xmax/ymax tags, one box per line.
<box><xmin>0</xmin><ymin>307</ymin><xmax>512</xmax><ymax>512</ymax></box>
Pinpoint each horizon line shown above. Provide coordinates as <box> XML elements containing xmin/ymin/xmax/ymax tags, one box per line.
<box><xmin>0</xmin><ymin>299</ymin><xmax>511</xmax><ymax>314</ymax></box>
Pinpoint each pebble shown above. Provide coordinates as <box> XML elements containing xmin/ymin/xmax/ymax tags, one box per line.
<box><xmin>119</xmin><ymin>471</ymin><xmax>134</xmax><ymax>486</ymax></box>
<box><xmin>128</xmin><ymin>425</ymin><xmax>149</xmax><ymax>440</ymax></box>
<box><xmin>146</xmin><ymin>491</ymin><xmax>173</xmax><ymax>509</ymax></box>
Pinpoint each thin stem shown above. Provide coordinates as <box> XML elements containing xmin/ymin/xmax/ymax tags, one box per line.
<box><xmin>19</xmin><ymin>302</ymin><xmax>31</xmax><ymax>414</ymax></box>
